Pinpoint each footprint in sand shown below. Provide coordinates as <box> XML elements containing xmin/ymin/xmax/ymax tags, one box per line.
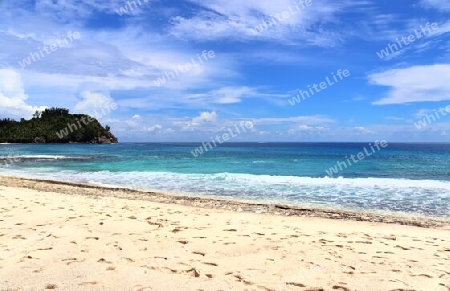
<box><xmin>85</xmin><ymin>236</ymin><xmax>99</xmax><ymax>240</ymax></box>
<box><xmin>286</xmin><ymin>282</ymin><xmax>306</xmax><ymax>287</ymax></box>
<box><xmin>132</xmin><ymin>285</ymin><xmax>152</xmax><ymax>291</ymax></box>
<box><xmin>78</xmin><ymin>282</ymin><xmax>98</xmax><ymax>286</ymax></box>
<box><xmin>332</xmin><ymin>286</ymin><xmax>351</xmax><ymax>291</ymax></box>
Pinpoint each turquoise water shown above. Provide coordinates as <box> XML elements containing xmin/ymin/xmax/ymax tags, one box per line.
<box><xmin>0</xmin><ymin>143</ymin><xmax>449</xmax><ymax>217</ymax></box>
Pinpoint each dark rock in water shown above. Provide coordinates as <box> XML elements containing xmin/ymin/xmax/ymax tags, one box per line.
<box><xmin>34</xmin><ymin>136</ymin><xmax>46</xmax><ymax>143</ymax></box>
<box><xmin>90</xmin><ymin>132</ymin><xmax>119</xmax><ymax>144</ymax></box>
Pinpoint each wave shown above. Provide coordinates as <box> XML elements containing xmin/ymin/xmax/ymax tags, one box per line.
<box><xmin>207</xmin><ymin>173</ymin><xmax>450</xmax><ymax>190</ymax></box>
<box><xmin>2</xmin><ymin>170</ymin><xmax>449</xmax><ymax>217</ymax></box>
<box><xmin>4</xmin><ymin>170</ymin><xmax>450</xmax><ymax>189</ymax></box>
<box><xmin>0</xmin><ymin>155</ymin><xmax>96</xmax><ymax>162</ymax></box>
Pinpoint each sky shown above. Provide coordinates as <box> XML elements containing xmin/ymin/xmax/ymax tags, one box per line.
<box><xmin>0</xmin><ymin>0</ymin><xmax>449</xmax><ymax>142</ymax></box>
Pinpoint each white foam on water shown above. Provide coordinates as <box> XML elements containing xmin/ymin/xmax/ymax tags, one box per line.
<box><xmin>0</xmin><ymin>155</ymin><xmax>91</xmax><ymax>160</ymax></box>
<box><xmin>2</xmin><ymin>170</ymin><xmax>449</xmax><ymax>217</ymax></box>
<box><xmin>4</xmin><ymin>169</ymin><xmax>450</xmax><ymax>191</ymax></box>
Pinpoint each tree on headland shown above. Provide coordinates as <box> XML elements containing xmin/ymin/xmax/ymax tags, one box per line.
<box><xmin>32</xmin><ymin>110</ymin><xmax>41</xmax><ymax>119</ymax></box>
<box><xmin>40</xmin><ymin>107</ymin><xmax>70</xmax><ymax>118</ymax></box>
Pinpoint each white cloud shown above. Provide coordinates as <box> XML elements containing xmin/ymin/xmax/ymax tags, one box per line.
<box><xmin>370</xmin><ymin>64</ymin><xmax>450</xmax><ymax>105</ymax></box>
<box><xmin>252</xmin><ymin>116</ymin><xmax>334</xmax><ymax>125</ymax></box>
<box><xmin>143</xmin><ymin>124</ymin><xmax>162</xmax><ymax>132</ymax></box>
<box><xmin>0</xmin><ymin>11</ymin><xmax>239</xmax><ymax>96</ymax></box>
<box><xmin>32</xmin><ymin>0</ymin><xmax>146</xmax><ymax>19</ymax></box>
<box><xmin>415</xmin><ymin>109</ymin><xmax>433</xmax><ymax>118</ymax></box>
<box><xmin>74</xmin><ymin>91</ymin><xmax>116</xmax><ymax>118</ymax></box>
<box><xmin>182</xmin><ymin>86</ymin><xmax>290</xmax><ymax>106</ymax></box>
<box><xmin>353</xmin><ymin>126</ymin><xmax>374</xmax><ymax>134</ymax></box>
<box><xmin>191</xmin><ymin>111</ymin><xmax>218</xmax><ymax>124</ymax></box>
<box><xmin>169</xmin><ymin>0</ymin><xmax>367</xmax><ymax>46</ymax></box>
<box><xmin>0</xmin><ymin>69</ymin><xmax>46</xmax><ymax>118</ymax></box>
<box><xmin>420</xmin><ymin>0</ymin><xmax>450</xmax><ymax>11</ymax></box>
<box><xmin>180</xmin><ymin>111</ymin><xmax>219</xmax><ymax>131</ymax></box>
<box><xmin>385</xmin><ymin>116</ymin><xmax>405</xmax><ymax>121</ymax></box>
<box><xmin>209</xmin><ymin>87</ymin><xmax>258</xmax><ymax>104</ymax></box>
<box><xmin>289</xmin><ymin>124</ymin><xmax>329</xmax><ymax>133</ymax></box>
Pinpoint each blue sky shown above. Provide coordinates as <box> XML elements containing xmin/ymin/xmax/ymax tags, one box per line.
<box><xmin>0</xmin><ymin>0</ymin><xmax>449</xmax><ymax>142</ymax></box>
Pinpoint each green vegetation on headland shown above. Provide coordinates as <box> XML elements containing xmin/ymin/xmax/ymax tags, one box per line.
<box><xmin>0</xmin><ymin>108</ymin><xmax>118</xmax><ymax>144</ymax></box>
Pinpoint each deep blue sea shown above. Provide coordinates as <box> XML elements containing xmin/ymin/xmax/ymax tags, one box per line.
<box><xmin>1</xmin><ymin>143</ymin><xmax>449</xmax><ymax>218</ymax></box>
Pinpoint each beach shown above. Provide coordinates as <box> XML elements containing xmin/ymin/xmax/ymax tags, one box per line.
<box><xmin>3</xmin><ymin>0</ymin><xmax>450</xmax><ymax>289</ymax></box>
<box><xmin>0</xmin><ymin>176</ymin><xmax>449</xmax><ymax>291</ymax></box>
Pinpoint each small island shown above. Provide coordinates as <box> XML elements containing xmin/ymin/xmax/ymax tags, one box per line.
<box><xmin>0</xmin><ymin>107</ymin><xmax>118</xmax><ymax>144</ymax></box>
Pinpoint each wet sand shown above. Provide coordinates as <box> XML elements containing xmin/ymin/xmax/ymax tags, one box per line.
<box><xmin>0</xmin><ymin>176</ymin><xmax>449</xmax><ymax>290</ymax></box>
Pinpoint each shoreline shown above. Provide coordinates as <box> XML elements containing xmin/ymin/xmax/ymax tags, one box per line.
<box><xmin>1</xmin><ymin>175</ymin><xmax>448</xmax><ymax>229</ymax></box>
<box><xmin>1</xmin><ymin>175</ymin><xmax>450</xmax><ymax>290</ymax></box>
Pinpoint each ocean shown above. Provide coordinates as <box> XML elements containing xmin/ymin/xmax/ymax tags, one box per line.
<box><xmin>1</xmin><ymin>143</ymin><xmax>449</xmax><ymax>218</ymax></box>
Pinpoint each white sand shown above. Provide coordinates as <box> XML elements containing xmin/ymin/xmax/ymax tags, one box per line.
<box><xmin>0</xmin><ymin>183</ymin><xmax>449</xmax><ymax>291</ymax></box>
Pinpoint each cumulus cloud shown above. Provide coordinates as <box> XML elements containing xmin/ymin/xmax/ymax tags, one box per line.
<box><xmin>74</xmin><ymin>91</ymin><xmax>117</xmax><ymax>118</ymax></box>
<box><xmin>176</xmin><ymin>111</ymin><xmax>219</xmax><ymax>132</ymax></box>
<box><xmin>353</xmin><ymin>126</ymin><xmax>374</xmax><ymax>135</ymax></box>
<box><xmin>370</xmin><ymin>64</ymin><xmax>450</xmax><ymax>105</ymax></box>
<box><xmin>191</xmin><ymin>111</ymin><xmax>218</xmax><ymax>124</ymax></box>
<box><xmin>143</xmin><ymin>124</ymin><xmax>162</xmax><ymax>132</ymax></box>
<box><xmin>0</xmin><ymin>69</ymin><xmax>46</xmax><ymax>119</ymax></box>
